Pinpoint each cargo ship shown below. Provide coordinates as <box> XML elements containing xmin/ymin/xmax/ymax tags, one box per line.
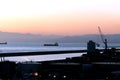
<box><xmin>44</xmin><ymin>42</ymin><xmax>58</xmax><ymax>46</ymax></box>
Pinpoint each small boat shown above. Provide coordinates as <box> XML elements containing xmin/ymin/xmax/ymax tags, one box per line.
<box><xmin>0</xmin><ymin>42</ymin><xmax>7</xmax><ymax>44</ymax></box>
<box><xmin>44</xmin><ymin>42</ymin><xmax>59</xmax><ymax>46</ymax></box>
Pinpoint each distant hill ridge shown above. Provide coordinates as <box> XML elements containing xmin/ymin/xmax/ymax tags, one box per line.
<box><xmin>0</xmin><ymin>31</ymin><xmax>120</xmax><ymax>43</ymax></box>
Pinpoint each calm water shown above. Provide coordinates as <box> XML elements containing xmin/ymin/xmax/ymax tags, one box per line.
<box><xmin>0</xmin><ymin>42</ymin><xmax>87</xmax><ymax>53</ymax></box>
<box><xmin>0</xmin><ymin>42</ymin><xmax>120</xmax><ymax>62</ymax></box>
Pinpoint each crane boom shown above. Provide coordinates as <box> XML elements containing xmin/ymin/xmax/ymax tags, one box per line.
<box><xmin>98</xmin><ymin>26</ymin><xmax>108</xmax><ymax>50</ymax></box>
<box><xmin>98</xmin><ymin>26</ymin><xmax>104</xmax><ymax>43</ymax></box>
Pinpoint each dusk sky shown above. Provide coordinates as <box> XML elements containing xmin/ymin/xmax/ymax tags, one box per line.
<box><xmin>0</xmin><ymin>0</ymin><xmax>120</xmax><ymax>35</ymax></box>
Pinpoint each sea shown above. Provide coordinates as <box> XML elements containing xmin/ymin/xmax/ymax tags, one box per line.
<box><xmin>0</xmin><ymin>42</ymin><xmax>120</xmax><ymax>62</ymax></box>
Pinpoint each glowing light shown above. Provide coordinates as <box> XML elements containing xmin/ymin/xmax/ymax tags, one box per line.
<box><xmin>33</xmin><ymin>72</ymin><xmax>39</xmax><ymax>77</ymax></box>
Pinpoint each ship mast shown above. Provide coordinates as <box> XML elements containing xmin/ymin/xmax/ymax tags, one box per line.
<box><xmin>98</xmin><ymin>26</ymin><xmax>108</xmax><ymax>50</ymax></box>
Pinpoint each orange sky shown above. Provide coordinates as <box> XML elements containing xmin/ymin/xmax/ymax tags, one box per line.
<box><xmin>0</xmin><ymin>0</ymin><xmax>120</xmax><ymax>35</ymax></box>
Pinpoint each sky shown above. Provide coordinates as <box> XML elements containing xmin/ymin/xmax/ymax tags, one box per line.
<box><xmin>0</xmin><ymin>0</ymin><xmax>120</xmax><ymax>35</ymax></box>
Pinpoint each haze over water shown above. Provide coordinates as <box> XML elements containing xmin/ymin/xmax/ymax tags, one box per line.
<box><xmin>0</xmin><ymin>42</ymin><xmax>119</xmax><ymax>62</ymax></box>
<box><xmin>1</xmin><ymin>42</ymin><xmax>86</xmax><ymax>62</ymax></box>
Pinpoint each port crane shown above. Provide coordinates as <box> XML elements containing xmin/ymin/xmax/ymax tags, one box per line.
<box><xmin>98</xmin><ymin>26</ymin><xmax>108</xmax><ymax>50</ymax></box>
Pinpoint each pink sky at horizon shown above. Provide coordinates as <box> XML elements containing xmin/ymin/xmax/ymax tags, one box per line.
<box><xmin>0</xmin><ymin>0</ymin><xmax>120</xmax><ymax>36</ymax></box>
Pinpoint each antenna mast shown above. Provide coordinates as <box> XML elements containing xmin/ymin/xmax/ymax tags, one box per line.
<box><xmin>98</xmin><ymin>26</ymin><xmax>108</xmax><ymax>50</ymax></box>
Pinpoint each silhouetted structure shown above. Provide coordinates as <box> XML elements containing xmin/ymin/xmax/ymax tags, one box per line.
<box><xmin>87</xmin><ymin>40</ymin><xmax>96</xmax><ymax>55</ymax></box>
<box><xmin>0</xmin><ymin>40</ymin><xmax>120</xmax><ymax>79</ymax></box>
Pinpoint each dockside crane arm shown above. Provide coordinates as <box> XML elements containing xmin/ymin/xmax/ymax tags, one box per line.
<box><xmin>98</xmin><ymin>26</ymin><xmax>108</xmax><ymax>50</ymax></box>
